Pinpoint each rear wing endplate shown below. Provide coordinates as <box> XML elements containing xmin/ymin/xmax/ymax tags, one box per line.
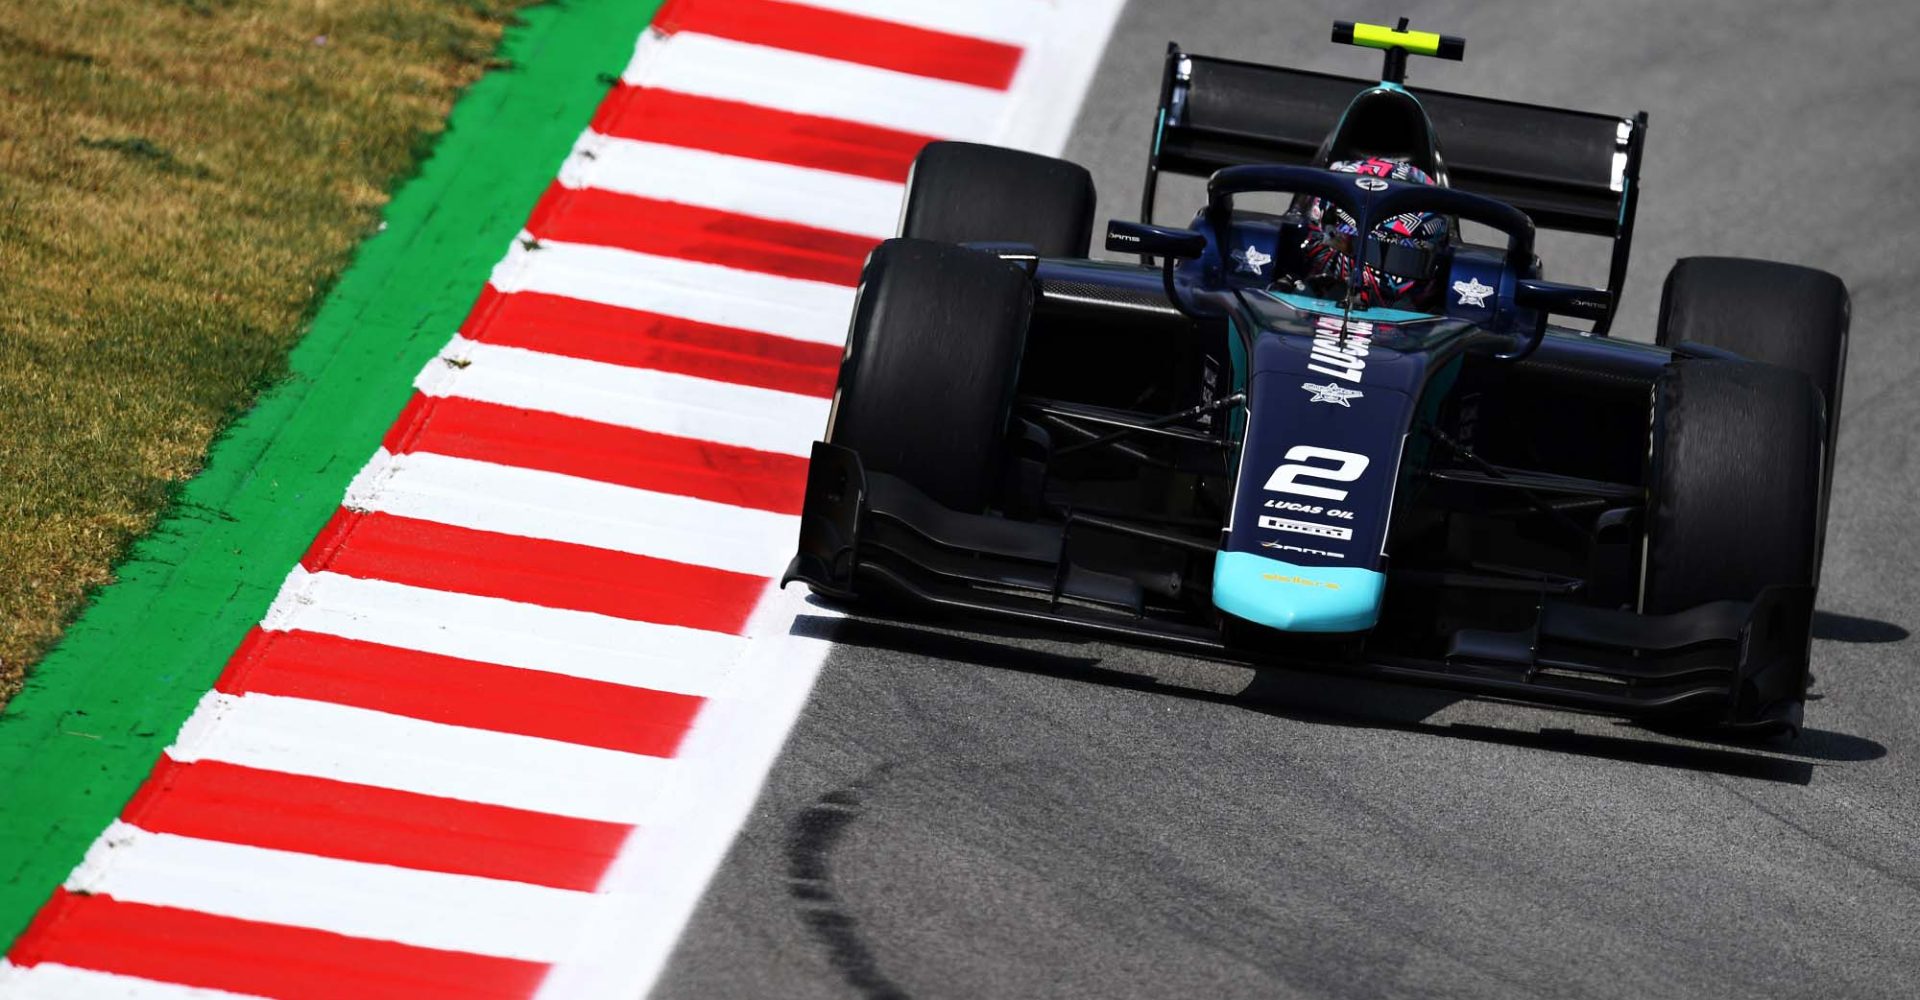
<box><xmin>1145</xmin><ymin>45</ymin><xmax>1648</xmax><ymax>331</ymax></box>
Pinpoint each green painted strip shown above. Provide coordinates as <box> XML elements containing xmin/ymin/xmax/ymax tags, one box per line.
<box><xmin>0</xmin><ymin>0</ymin><xmax>664</xmax><ymax>947</ymax></box>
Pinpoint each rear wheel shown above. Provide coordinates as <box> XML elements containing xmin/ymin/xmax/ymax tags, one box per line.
<box><xmin>1657</xmin><ymin>257</ymin><xmax>1849</xmax><ymax>412</ymax></box>
<box><xmin>899</xmin><ymin>141</ymin><xmax>1096</xmax><ymax>257</ymax></box>
<box><xmin>828</xmin><ymin>238</ymin><xmax>1031</xmax><ymax>513</ymax></box>
<box><xmin>1643</xmin><ymin>359</ymin><xmax>1822</xmax><ymax>729</ymax></box>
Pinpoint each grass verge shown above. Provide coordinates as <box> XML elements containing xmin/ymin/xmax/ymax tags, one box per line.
<box><xmin>0</xmin><ymin>0</ymin><xmax>542</xmax><ymax>702</ymax></box>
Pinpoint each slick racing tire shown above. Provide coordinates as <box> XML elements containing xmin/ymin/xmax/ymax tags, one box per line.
<box><xmin>828</xmin><ymin>238</ymin><xmax>1031</xmax><ymax>514</ymax></box>
<box><xmin>1657</xmin><ymin>256</ymin><xmax>1849</xmax><ymax>567</ymax></box>
<box><xmin>899</xmin><ymin>141</ymin><xmax>1096</xmax><ymax>258</ymax></box>
<box><xmin>1643</xmin><ymin>359</ymin><xmax>1822</xmax><ymax>729</ymax></box>
<box><xmin>1657</xmin><ymin>257</ymin><xmax>1849</xmax><ymax>418</ymax></box>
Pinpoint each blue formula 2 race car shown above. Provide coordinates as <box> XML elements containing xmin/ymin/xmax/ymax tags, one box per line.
<box><xmin>783</xmin><ymin>20</ymin><xmax>1850</xmax><ymax>736</ymax></box>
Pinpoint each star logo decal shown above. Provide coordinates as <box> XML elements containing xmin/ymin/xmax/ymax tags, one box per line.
<box><xmin>1301</xmin><ymin>381</ymin><xmax>1364</xmax><ymax>407</ymax></box>
<box><xmin>1231</xmin><ymin>244</ymin><xmax>1273</xmax><ymax>276</ymax></box>
<box><xmin>1452</xmin><ymin>277</ymin><xmax>1495</xmax><ymax>307</ymax></box>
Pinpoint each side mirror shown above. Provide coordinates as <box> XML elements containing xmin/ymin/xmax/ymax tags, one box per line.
<box><xmin>1107</xmin><ymin>220</ymin><xmax>1210</xmax><ymax>320</ymax></box>
<box><xmin>1106</xmin><ymin>220</ymin><xmax>1207</xmax><ymax>260</ymax></box>
<box><xmin>1514</xmin><ymin>279</ymin><xmax>1611</xmax><ymax>321</ymax></box>
<box><xmin>1500</xmin><ymin>279</ymin><xmax>1614</xmax><ymax>361</ymax></box>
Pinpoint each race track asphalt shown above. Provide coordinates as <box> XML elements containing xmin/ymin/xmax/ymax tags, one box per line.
<box><xmin>650</xmin><ymin>2</ymin><xmax>1920</xmax><ymax>997</ymax></box>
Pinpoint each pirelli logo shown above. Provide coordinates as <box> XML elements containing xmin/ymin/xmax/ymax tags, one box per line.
<box><xmin>1257</xmin><ymin>515</ymin><xmax>1353</xmax><ymax>541</ymax></box>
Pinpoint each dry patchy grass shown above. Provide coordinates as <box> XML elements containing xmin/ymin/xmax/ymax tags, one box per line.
<box><xmin>0</xmin><ymin>0</ymin><xmax>540</xmax><ymax>702</ymax></box>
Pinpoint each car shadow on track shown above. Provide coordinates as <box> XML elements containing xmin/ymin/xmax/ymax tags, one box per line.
<box><xmin>1812</xmin><ymin>609</ymin><xmax>1909</xmax><ymax>643</ymax></box>
<box><xmin>792</xmin><ymin>612</ymin><xmax>1887</xmax><ymax>788</ymax></box>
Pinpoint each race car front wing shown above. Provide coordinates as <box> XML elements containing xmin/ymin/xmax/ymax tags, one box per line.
<box><xmin>783</xmin><ymin>441</ymin><xmax>1812</xmax><ymax>731</ymax></box>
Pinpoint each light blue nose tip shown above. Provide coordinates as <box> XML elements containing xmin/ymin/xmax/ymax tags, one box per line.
<box><xmin>1211</xmin><ymin>550</ymin><xmax>1385</xmax><ymax>633</ymax></box>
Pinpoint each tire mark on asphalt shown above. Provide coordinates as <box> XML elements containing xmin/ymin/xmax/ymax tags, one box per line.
<box><xmin>1715</xmin><ymin>778</ymin><xmax>1920</xmax><ymax>891</ymax></box>
<box><xmin>785</xmin><ymin>767</ymin><xmax>910</xmax><ymax>1000</ymax></box>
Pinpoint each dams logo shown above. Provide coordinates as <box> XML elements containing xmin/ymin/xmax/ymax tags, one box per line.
<box><xmin>1261</xmin><ymin>572</ymin><xmax>1341</xmax><ymax>590</ymax></box>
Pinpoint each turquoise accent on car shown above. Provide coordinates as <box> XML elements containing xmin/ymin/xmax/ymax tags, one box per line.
<box><xmin>1265</xmin><ymin>290</ymin><xmax>1435</xmax><ymax>323</ymax></box>
<box><xmin>1224</xmin><ymin>316</ymin><xmax>1249</xmax><ymax>441</ymax></box>
<box><xmin>1212</xmin><ymin>550</ymin><xmax>1385</xmax><ymax>633</ymax></box>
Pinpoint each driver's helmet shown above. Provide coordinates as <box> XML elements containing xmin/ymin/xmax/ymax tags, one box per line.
<box><xmin>1300</xmin><ymin>157</ymin><xmax>1450</xmax><ymax>310</ymax></box>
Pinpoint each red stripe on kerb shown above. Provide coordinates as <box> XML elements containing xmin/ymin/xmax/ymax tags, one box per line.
<box><xmin>591</xmin><ymin>87</ymin><xmax>929</xmax><ymax>182</ymax></box>
<box><xmin>122</xmin><ymin>758</ymin><xmax>631</xmax><ymax>892</ymax></box>
<box><xmin>462</xmin><ymin>286</ymin><xmax>839</xmax><ymax>397</ymax></box>
<box><xmin>655</xmin><ymin>0</ymin><xmax>1022</xmax><ymax>90</ymax></box>
<box><xmin>383</xmin><ymin>394</ymin><xmax>810</xmax><ymax>514</ymax></box>
<box><xmin>217</xmin><ymin>629</ymin><xmax>702</xmax><ymax>757</ymax></box>
<box><xmin>528</xmin><ymin>184</ymin><xmax>873</xmax><ymax>286</ymax></box>
<box><xmin>9</xmin><ymin>890</ymin><xmax>548</xmax><ymax>1000</ymax></box>
<box><xmin>301</xmin><ymin>510</ymin><xmax>766</xmax><ymax>634</ymax></box>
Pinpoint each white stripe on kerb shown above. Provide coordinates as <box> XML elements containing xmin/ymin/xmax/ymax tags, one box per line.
<box><xmin>0</xmin><ymin>963</ymin><xmax>265</xmax><ymax>1000</ymax></box>
<box><xmin>563</xmin><ymin>135</ymin><xmax>902</xmax><ymax>240</ymax></box>
<box><xmin>416</xmin><ymin>336</ymin><xmax>829</xmax><ymax>457</ymax></box>
<box><xmin>347</xmin><ymin>449</ymin><xmax>796</xmax><ymax>578</ymax></box>
<box><xmin>167</xmin><ymin>693</ymin><xmax>672</xmax><ymax>823</ymax></box>
<box><xmin>262</xmin><ymin>569</ymin><xmax>749</xmax><ymax>698</ymax></box>
<box><xmin>624</xmin><ymin>32</ymin><xmax>1005</xmax><ymax>142</ymax></box>
<box><xmin>490</xmin><ymin>238</ymin><xmax>856</xmax><ymax>347</ymax></box>
<box><xmin>66</xmin><ymin>824</ymin><xmax>601</xmax><ymax>964</ymax></box>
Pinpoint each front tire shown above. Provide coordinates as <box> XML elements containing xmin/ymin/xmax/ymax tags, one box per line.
<box><xmin>1643</xmin><ymin>359</ymin><xmax>1822</xmax><ymax>729</ymax></box>
<box><xmin>1657</xmin><ymin>257</ymin><xmax>1849</xmax><ymax>571</ymax></box>
<box><xmin>828</xmin><ymin>238</ymin><xmax>1031</xmax><ymax>513</ymax></box>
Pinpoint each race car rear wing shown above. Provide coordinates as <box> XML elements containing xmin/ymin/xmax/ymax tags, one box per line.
<box><xmin>1144</xmin><ymin>45</ymin><xmax>1647</xmax><ymax>332</ymax></box>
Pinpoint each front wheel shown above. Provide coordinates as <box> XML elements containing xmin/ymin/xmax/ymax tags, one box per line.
<box><xmin>1642</xmin><ymin>358</ymin><xmax>1822</xmax><ymax>730</ymax></box>
<box><xmin>1657</xmin><ymin>256</ymin><xmax>1849</xmax><ymax>574</ymax></box>
<box><xmin>827</xmin><ymin>238</ymin><xmax>1032</xmax><ymax>514</ymax></box>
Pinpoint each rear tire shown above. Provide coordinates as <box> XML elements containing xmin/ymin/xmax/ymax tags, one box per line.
<box><xmin>828</xmin><ymin>238</ymin><xmax>1031</xmax><ymax>513</ymax></box>
<box><xmin>1643</xmin><ymin>359</ymin><xmax>1821</xmax><ymax>728</ymax></box>
<box><xmin>899</xmin><ymin>141</ymin><xmax>1096</xmax><ymax>258</ymax></box>
<box><xmin>1657</xmin><ymin>257</ymin><xmax>1849</xmax><ymax>413</ymax></box>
